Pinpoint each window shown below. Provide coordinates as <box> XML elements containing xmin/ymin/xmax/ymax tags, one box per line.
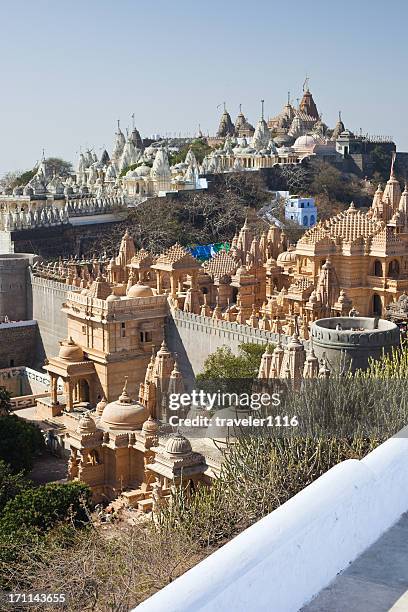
<box><xmin>373</xmin><ymin>260</ymin><xmax>382</xmax><ymax>277</ymax></box>
<box><xmin>9</xmin><ymin>359</ymin><xmax>14</xmax><ymax>367</ymax></box>
<box><xmin>388</xmin><ymin>260</ymin><xmax>400</xmax><ymax>278</ymax></box>
<box><xmin>121</xmin><ymin>322</ymin><xmax>126</xmax><ymax>338</ymax></box>
<box><xmin>140</xmin><ymin>331</ymin><xmax>152</xmax><ymax>343</ymax></box>
<box><xmin>82</xmin><ymin>325</ymin><xmax>86</xmax><ymax>334</ymax></box>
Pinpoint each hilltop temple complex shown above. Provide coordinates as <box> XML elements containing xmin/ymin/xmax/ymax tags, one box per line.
<box><xmin>32</xmin><ymin>157</ymin><xmax>408</xmax><ymax>338</ymax></box>
<box><xmin>0</xmin><ymin>81</ymin><xmax>397</xmax><ymax>240</ymax></box>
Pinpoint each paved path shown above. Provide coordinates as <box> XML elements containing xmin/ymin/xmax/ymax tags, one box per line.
<box><xmin>303</xmin><ymin>513</ymin><xmax>408</xmax><ymax>612</ymax></box>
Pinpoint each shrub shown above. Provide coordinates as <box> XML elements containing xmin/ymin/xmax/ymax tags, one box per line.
<box><xmin>0</xmin><ymin>481</ymin><xmax>92</xmax><ymax>536</ymax></box>
<box><xmin>0</xmin><ymin>460</ymin><xmax>30</xmax><ymax>513</ymax></box>
<box><xmin>0</xmin><ymin>414</ymin><xmax>45</xmax><ymax>473</ymax></box>
<box><xmin>0</xmin><ymin>386</ymin><xmax>12</xmax><ymax>415</ymax></box>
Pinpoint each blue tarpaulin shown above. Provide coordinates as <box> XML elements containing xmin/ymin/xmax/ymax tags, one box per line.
<box><xmin>188</xmin><ymin>242</ymin><xmax>230</xmax><ymax>261</ymax></box>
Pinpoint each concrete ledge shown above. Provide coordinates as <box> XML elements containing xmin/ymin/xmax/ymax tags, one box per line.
<box><xmin>135</xmin><ymin>435</ymin><xmax>408</xmax><ymax>612</ymax></box>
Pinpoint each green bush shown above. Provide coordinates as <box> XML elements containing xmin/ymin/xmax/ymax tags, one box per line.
<box><xmin>0</xmin><ymin>460</ymin><xmax>30</xmax><ymax>514</ymax></box>
<box><xmin>0</xmin><ymin>387</ymin><xmax>11</xmax><ymax>415</ymax></box>
<box><xmin>0</xmin><ymin>415</ymin><xmax>45</xmax><ymax>473</ymax></box>
<box><xmin>0</xmin><ymin>481</ymin><xmax>92</xmax><ymax>536</ymax></box>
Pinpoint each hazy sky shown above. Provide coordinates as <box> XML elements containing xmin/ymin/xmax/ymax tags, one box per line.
<box><xmin>0</xmin><ymin>0</ymin><xmax>406</xmax><ymax>174</ymax></box>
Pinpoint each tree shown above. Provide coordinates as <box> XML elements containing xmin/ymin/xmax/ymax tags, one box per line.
<box><xmin>169</xmin><ymin>139</ymin><xmax>212</xmax><ymax>166</ymax></box>
<box><xmin>278</xmin><ymin>163</ymin><xmax>312</xmax><ymax>193</ymax></box>
<box><xmin>0</xmin><ymin>157</ymin><xmax>73</xmax><ymax>192</ymax></box>
<box><xmin>44</xmin><ymin>157</ymin><xmax>73</xmax><ymax>177</ymax></box>
<box><xmin>0</xmin><ymin>414</ymin><xmax>45</xmax><ymax>473</ymax></box>
<box><xmin>197</xmin><ymin>342</ymin><xmax>267</xmax><ymax>381</ymax></box>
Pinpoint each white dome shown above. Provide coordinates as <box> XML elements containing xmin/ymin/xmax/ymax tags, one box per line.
<box><xmin>293</xmin><ymin>134</ymin><xmax>317</xmax><ymax>150</ymax></box>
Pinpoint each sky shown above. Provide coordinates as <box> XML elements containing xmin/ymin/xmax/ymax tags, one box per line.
<box><xmin>0</xmin><ymin>0</ymin><xmax>407</xmax><ymax>174</ymax></box>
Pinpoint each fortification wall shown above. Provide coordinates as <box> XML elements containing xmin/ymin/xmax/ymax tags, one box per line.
<box><xmin>30</xmin><ymin>276</ymin><xmax>283</xmax><ymax>370</ymax></box>
<box><xmin>30</xmin><ymin>274</ymin><xmax>73</xmax><ymax>359</ymax></box>
<box><xmin>0</xmin><ymin>254</ymin><xmax>34</xmax><ymax>320</ymax></box>
<box><xmin>166</xmin><ymin>309</ymin><xmax>285</xmax><ymax>378</ymax></box>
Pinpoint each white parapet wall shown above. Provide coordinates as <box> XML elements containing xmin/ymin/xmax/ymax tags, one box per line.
<box><xmin>135</xmin><ymin>433</ymin><xmax>408</xmax><ymax>612</ymax></box>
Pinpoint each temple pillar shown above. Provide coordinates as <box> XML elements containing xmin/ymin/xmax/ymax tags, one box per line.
<box><xmin>156</xmin><ymin>271</ymin><xmax>162</xmax><ymax>294</ymax></box>
<box><xmin>50</xmin><ymin>375</ymin><xmax>58</xmax><ymax>406</ymax></box>
<box><xmin>66</xmin><ymin>382</ymin><xmax>74</xmax><ymax>412</ymax></box>
<box><xmin>170</xmin><ymin>274</ymin><xmax>177</xmax><ymax>298</ymax></box>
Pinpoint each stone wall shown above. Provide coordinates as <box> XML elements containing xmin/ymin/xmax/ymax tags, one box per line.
<box><xmin>0</xmin><ymin>253</ymin><xmax>37</xmax><ymax>320</ymax></box>
<box><xmin>166</xmin><ymin>308</ymin><xmax>284</xmax><ymax>380</ymax></box>
<box><xmin>9</xmin><ymin>217</ymin><xmax>126</xmax><ymax>259</ymax></box>
<box><xmin>30</xmin><ymin>274</ymin><xmax>72</xmax><ymax>360</ymax></box>
<box><xmin>0</xmin><ymin>321</ymin><xmax>38</xmax><ymax>368</ymax></box>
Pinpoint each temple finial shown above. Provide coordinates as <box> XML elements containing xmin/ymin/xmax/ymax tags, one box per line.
<box><xmin>303</xmin><ymin>76</ymin><xmax>309</xmax><ymax>92</ymax></box>
<box><xmin>261</xmin><ymin>99</ymin><xmax>265</xmax><ymax>120</ymax></box>
<box><xmin>390</xmin><ymin>151</ymin><xmax>396</xmax><ymax>178</ymax></box>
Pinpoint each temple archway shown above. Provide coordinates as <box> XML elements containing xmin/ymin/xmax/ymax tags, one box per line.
<box><xmin>78</xmin><ymin>379</ymin><xmax>90</xmax><ymax>403</ymax></box>
<box><xmin>372</xmin><ymin>294</ymin><xmax>382</xmax><ymax>316</ymax></box>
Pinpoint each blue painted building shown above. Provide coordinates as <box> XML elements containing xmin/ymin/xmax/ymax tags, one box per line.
<box><xmin>284</xmin><ymin>195</ymin><xmax>317</xmax><ymax>228</ymax></box>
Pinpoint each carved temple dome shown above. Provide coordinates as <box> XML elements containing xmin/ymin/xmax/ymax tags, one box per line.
<box><xmin>77</xmin><ymin>412</ymin><xmax>96</xmax><ymax>434</ymax></box>
<box><xmin>277</xmin><ymin>247</ymin><xmax>297</xmax><ymax>265</ymax></box>
<box><xmin>127</xmin><ymin>281</ymin><xmax>154</xmax><ymax>298</ymax></box>
<box><xmin>58</xmin><ymin>337</ymin><xmax>84</xmax><ymax>362</ymax></box>
<box><xmin>142</xmin><ymin>416</ymin><xmax>159</xmax><ymax>435</ymax></box>
<box><xmin>100</xmin><ymin>379</ymin><xmax>148</xmax><ymax>430</ymax></box>
<box><xmin>95</xmin><ymin>396</ymin><xmax>107</xmax><ymax>416</ymax></box>
<box><xmin>165</xmin><ymin>432</ymin><xmax>192</xmax><ymax>455</ymax></box>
